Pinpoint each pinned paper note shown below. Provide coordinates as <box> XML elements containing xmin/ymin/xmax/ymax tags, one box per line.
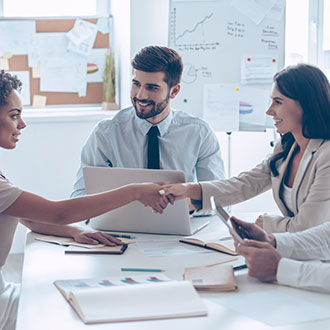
<box><xmin>78</xmin><ymin>86</ymin><xmax>87</xmax><ymax>97</ymax></box>
<box><xmin>241</xmin><ymin>55</ymin><xmax>278</xmax><ymax>85</ymax></box>
<box><xmin>96</xmin><ymin>18</ymin><xmax>110</xmax><ymax>34</ymax></box>
<box><xmin>33</xmin><ymin>94</ymin><xmax>47</xmax><ymax>108</ymax></box>
<box><xmin>3</xmin><ymin>52</ymin><xmax>13</xmax><ymax>59</ymax></box>
<box><xmin>66</xmin><ymin>19</ymin><xmax>98</xmax><ymax>57</ymax></box>
<box><xmin>231</xmin><ymin>0</ymin><xmax>278</xmax><ymax>25</ymax></box>
<box><xmin>87</xmin><ymin>48</ymin><xmax>107</xmax><ymax>83</ymax></box>
<box><xmin>32</xmin><ymin>63</ymin><xmax>40</xmax><ymax>78</ymax></box>
<box><xmin>203</xmin><ymin>83</ymin><xmax>239</xmax><ymax>132</ymax></box>
<box><xmin>0</xmin><ymin>58</ymin><xmax>9</xmax><ymax>70</ymax></box>
<box><xmin>0</xmin><ymin>21</ymin><xmax>36</xmax><ymax>55</ymax></box>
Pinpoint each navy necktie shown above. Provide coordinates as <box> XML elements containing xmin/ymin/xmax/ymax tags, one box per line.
<box><xmin>147</xmin><ymin>126</ymin><xmax>160</xmax><ymax>169</ymax></box>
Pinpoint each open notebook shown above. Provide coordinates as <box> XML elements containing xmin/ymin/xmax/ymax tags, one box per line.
<box><xmin>180</xmin><ymin>231</ymin><xmax>237</xmax><ymax>256</ymax></box>
<box><xmin>34</xmin><ymin>234</ymin><xmax>133</xmax><ymax>255</ymax></box>
<box><xmin>54</xmin><ymin>275</ymin><xmax>207</xmax><ymax>324</ymax></box>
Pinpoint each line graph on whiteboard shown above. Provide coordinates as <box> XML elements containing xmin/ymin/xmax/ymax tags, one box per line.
<box><xmin>169</xmin><ymin>7</ymin><xmax>220</xmax><ymax>51</ymax></box>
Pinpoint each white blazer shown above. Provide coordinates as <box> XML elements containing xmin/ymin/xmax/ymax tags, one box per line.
<box><xmin>200</xmin><ymin>139</ymin><xmax>330</xmax><ymax>233</ymax></box>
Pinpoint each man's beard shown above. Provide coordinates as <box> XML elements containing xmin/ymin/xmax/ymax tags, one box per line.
<box><xmin>132</xmin><ymin>93</ymin><xmax>170</xmax><ymax>120</ymax></box>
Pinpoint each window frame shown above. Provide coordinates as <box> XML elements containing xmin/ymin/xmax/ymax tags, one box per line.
<box><xmin>0</xmin><ymin>0</ymin><xmax>109</xmax><ymax>17</ymax></box>
<box><xmin>308</xmin><ymin>0</ymin><xmax>324</xmax><ymax>66</ymax></box>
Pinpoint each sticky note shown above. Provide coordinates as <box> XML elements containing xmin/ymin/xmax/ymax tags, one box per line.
<box><xmin>0</xmin><ymin>58</ymin><xmax>9</xmax><ymax>70</ymax></box>
<box><xmin>32</xmin><ymin>64</ymin><xmax>40</xmax><ymax>78</ymax></box>
<box><xmin>3</xmin><ymin>52</ymin><xmax>13</xmax><ymax>59</ymax></box>
<box><xmin>78</xmin><ymin>86</ymin><xmax>87</xmax><ymax>97</ymax></box>
<box><xmin>32</xmin><ymin>95</ymin><xmax>47</xmax><ymax>108</ymax></box>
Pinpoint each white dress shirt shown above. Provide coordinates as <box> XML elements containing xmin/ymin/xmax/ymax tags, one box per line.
<box><xmin>274</xmin><ymin>222</ymin><xmax>330</xmax><ymax>293</ymax></box>
<box><xmin>71</xmin><ymin>107</ymin><xmax>225</xmax><ymax>197</ymax></box>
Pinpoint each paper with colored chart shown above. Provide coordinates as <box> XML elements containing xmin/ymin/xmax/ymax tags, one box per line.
<box><xmin>54</xmin><ymin>274</ymin><xmax>171</xmax><ymax>300</ymax></box>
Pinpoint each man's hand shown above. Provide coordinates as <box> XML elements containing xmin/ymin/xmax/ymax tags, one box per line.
<box><xmin>237</xmin><ymin>240</ymin><xmax>282</xmax><ymax>282</ymax></box>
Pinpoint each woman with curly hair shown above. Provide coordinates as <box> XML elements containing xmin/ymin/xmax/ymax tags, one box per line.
<box><xmin>0</xmin><ymin>70</ymin><xmax>168</xmax><ymax>330</ymax></box>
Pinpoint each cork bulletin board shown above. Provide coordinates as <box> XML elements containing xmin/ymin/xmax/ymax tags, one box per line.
<box><xmin>5</xmin><ymin>18</ymin><xmax>109</xmax><ymax>106</ymax></box>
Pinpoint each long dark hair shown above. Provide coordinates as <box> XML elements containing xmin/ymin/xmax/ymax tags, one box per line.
<box><xmin>269</xmin><ymin>64</ymin><xmax>330</xmax><ymax>176</ymax></box>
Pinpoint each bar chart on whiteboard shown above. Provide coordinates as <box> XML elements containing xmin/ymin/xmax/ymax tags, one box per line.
<box><xmin>168</xmin><ymin>0</ymin><xmax>285</xmax><ymax>132</ymax></box>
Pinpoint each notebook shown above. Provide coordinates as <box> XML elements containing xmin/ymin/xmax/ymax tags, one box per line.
<box><xmin>183</xmin><ymin>264</ymin><xmax>238</xmax><ymax>292</ymax></box>
<box><xmin>179</xmin><ymin>232</ymin><xmax>238</xmax><ymax>255</ymax></box>
<box><xmin>34</xmin><ymin>234</ymin><xmax>132</xmax><ymax>255</ymax></box>
<box><xmin>83</xmin><ymin>167</ymin><xmax>209</xmax><ymax>235</ymax></box>
<box><xmin>54</xmin><ymin>274</ymin><xmax>207</xmax><ymax>324</ymax></box>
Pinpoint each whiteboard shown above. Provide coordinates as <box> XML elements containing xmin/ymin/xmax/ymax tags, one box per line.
<box><xmin>168</xmin><ymin>0</ymin><xmax>285</xmax><ymax>131</ymax></box>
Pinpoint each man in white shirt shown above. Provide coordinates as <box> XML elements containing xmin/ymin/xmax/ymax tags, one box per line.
<box><xmin>231</xmin><ymin>217</ymin><xmax>330</xmax><ymax>293</ymax></box>
<box><xmin>71</xmin><ymin>46</ymin><xmax>225</xmax><ymax>198</ymax></box>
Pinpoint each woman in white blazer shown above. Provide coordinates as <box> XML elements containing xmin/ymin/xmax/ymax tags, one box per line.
<box><xmin>163</xmin><ymin>64</ymin><xmax>330</xmax><ymax>234</ymax></box>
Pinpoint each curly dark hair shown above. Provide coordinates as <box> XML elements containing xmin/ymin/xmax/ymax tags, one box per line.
<box><xmin>0</xmin><ymin>70</ymin><xmax>22</xmax><ymax>106</ymax></box>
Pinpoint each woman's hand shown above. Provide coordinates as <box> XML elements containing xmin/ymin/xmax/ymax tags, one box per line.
<box><xmin>134</xmin><ymin>183</ymin><xmax>170</xmax><ymax>214</ymax></box>
<box><xmin>255</xmin><ymin>215</ymin><xmax>264</xmax><ymax>228</ymax></box>
<box><xmin>162</xmin><ymin>183</ymin><xmax>202</xmax><ymax>202</ymax></box>
<box><xmin>162</xmin><ymin>183</ymin><xmax>189</xmax><ymax>201</ymax></box>
<box><xmin>230</xmin><ymin>216</ymin><xmax>275</xmax><ymax>249</ymax></box>
<box><xmin>72</xmin><ymin>229</ymin><xmax>124</xmax><ymax>246</ymax></box>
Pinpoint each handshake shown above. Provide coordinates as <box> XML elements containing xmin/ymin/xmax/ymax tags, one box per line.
<box><xmin>135</xmin><ymin>182</ymin><xmax>198</xmax><ymax>214</ymax></box>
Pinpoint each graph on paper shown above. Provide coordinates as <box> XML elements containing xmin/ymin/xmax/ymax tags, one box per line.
<box><xmin>169</xmin><ymin>7</ymin><xmax>220</xmax><ymax>51</ymax></box>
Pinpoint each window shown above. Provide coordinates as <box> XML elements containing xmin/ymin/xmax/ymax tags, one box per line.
<box><xmin>285</xmin><ymin>0</ymin><xmax>309</xmax><ymax>66</ymax></box>
<box><xmin>322</xmin><ymin>0</ymin><xmax>330</xmax><ymax>77</ymax></box>
<box><xmin>0</xmin><ymin>0</ymin><xmax>109</xmax><ymax>17</ymax></box>
<box><xmin>286</xmin><ymin>0</ymin><xmax>330</xmax><ymax>79</ymax></box>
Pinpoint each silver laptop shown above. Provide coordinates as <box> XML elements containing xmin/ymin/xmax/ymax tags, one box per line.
<box><xmin>83</xmin><ymin>167</ymin><xmax>209</xmax><ymax>235</ymax></box>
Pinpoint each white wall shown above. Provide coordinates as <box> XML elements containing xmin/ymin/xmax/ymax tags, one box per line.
<box><xmin>111</xmin><ymin>0</ymin><xmax>169</xmax><ymax>108</ymax></box>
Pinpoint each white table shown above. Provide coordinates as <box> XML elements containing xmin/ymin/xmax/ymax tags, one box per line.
<box><xmin>16</xmin><ymin>216</ymin><xmax>330</xmax><ymax>330</ymax></box>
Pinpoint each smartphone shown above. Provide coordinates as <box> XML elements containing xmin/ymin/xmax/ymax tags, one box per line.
<box><xmin>210</xmin><ymin>196</ymin><xmax>244</xmax><ymax>244</ymax></box>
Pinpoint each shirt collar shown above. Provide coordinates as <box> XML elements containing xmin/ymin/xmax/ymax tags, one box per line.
<box><xmin>135</xmin><ymin>108</ymin><xmax>173</xmax><ymax>137</ymax></box>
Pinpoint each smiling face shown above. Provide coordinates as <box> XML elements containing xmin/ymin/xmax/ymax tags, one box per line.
<box><xmin>266</xmin><ymin>85</ymin><xmax>303</xmax><ymax>136</ymax></box>
<box><xmin>130</xmin><ymin>70</ymin><xmax>180</xmax><ymax>124</ymax></box>
<box><xmin>0</xmin><ymin>90</ymin><xmax>26</xmax><ymax>149</ymax></box>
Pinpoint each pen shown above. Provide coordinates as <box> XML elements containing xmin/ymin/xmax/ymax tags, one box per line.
<box><xmin>219</xmin><ymin>236</ymin><xmax>232</xmax><ymax>241</ymax></box>
<box><xmin>121</xmin><ymin>268</ymin><xmax>164</xmax><ymax>272</ymax></box>
<box><xmin>233</xmin><ymin>264</ymin><xmax>248</xmax><ymax>271</ymax></box>
<box><xmin>106</xmin><ymin>233</ymin><xmax>134</xmax><ymax>239</ymax></box>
